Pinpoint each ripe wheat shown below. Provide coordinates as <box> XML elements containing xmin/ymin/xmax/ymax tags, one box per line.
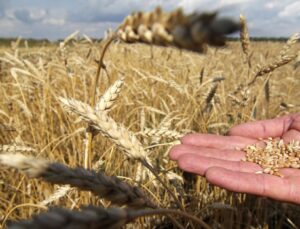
<box><xmin>117</xmin><ymin>7</ymin><xmax>240</xmax><ymax>52</ymax></box>
<box><xmin>0</xmin><ymin>153</ymin><xmax>155</xmax><ymax>208</ymax></box>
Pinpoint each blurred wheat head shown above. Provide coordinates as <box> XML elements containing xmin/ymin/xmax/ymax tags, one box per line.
<box><xmin>117</xmin><ymin>7</ymin><xmax>241</xmax><ymax>52</ymax></box>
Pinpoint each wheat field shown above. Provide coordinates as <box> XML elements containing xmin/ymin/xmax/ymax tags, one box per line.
<box><xmin>0</xmin><ymin>25</ymin><xmax>300</xmax><ymax>228</ymax></box>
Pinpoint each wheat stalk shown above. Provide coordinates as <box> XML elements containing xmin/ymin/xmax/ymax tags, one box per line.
<box><xmin>84</xmin><ymin>34</ymin><xmax>117</xmax><ymax>169</ymax></box>
<box><xmin>0</xmin><ymin>153</ymin><xmax>155</xmax><ymax>208</ymax></box>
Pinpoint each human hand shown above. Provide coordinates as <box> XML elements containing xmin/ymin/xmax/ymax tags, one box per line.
<box><xmin>169</xmin><ymin>113</ymin><xmax>300</xmax><ymax>204</ymax></box>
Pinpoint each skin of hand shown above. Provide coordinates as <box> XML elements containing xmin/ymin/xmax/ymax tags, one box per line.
<box><xmin>169</xmin><ymin>113</ymin><xmax>300</xmax><ymax>204</ymax></box>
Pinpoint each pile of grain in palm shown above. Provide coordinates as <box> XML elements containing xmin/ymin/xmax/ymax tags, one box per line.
<box><xmin>242</xmin><ymin>138</ymin><xmax>300</xmax><ymax>177</ymax></box>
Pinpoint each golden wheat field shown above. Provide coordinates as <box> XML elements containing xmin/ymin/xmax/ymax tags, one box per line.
<box><xmin>0</xmin><ymin>29</ymin><xmax>300</xmax><ymax>229</ymax></box>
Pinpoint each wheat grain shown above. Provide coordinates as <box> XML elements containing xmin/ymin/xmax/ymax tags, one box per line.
<box><xmin>243</xmin><ymin>138</ymin><xmax>300</xmax><ymax>176</ymax></box>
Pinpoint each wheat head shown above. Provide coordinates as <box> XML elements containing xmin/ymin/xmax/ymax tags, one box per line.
<box><xmin>59</xmin><ymin>97</ymin><xmax>148</xmax><ymax>161</ymax></box>
<box><xmin>117</xmin><ymin>7</ymin><xmax>240</xmax><ymax>52</ymax></box>
<box><xmin>0</xmin><ymin>153</ymin><xmax>155</xmax><ymax>208</ymax></box>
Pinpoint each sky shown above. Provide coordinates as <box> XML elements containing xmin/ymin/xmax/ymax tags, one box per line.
<box><xmin>0</xmin><ymin>0</ymin><xmax>299</xmax><ymax>40</ymax></box>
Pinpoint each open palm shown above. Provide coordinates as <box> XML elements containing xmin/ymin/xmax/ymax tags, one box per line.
<box><xmin>169</xmin><ymin>113</ymin><xmax>300</xmax><ymax>204</ymax></box>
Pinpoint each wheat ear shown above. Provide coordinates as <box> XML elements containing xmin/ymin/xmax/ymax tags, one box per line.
<box><xmin>202</xmin><ymin>83</ymin><xmax>218</xmax><ymax>113</ymax></box>
<box><xmin>59</xmin><ymin>97</ymin><xmax>148</xmax><ymax>160</ymax></box>
<box><xmin>249</xmin><ymin>33</ymin><xmax>299</xmax><ymax>85</ymax></box>
<box><xmin>0</xmin><ymin>144</ymin><xmax>73</xmax><ymax>206</ymax></box>
<box><xmin>43</xmin><ymin>95</ymin><xmax>149</xmax><ymax>206</ymax></box>
<box><xmin>280</xmin><ymin>33</ymin><xmax>299</xmax><ymax>58</ymax></box>
<box><xmin>239</xmin><ymin>14</ymin><xmax>251</xmax><ymax>67</ymax></box>
<box><xmin>85</xmin><ymin>34</ymin><xmax>117</xmax><ymax>169</ymax></box>
<box><xmin>249</xmin><ymin>54</ymin><xmax>297</xmax><ymax>85</ymax></box>
<box><xmin>8</xmin><ymin>205</ymin><xmax>211</xmax><ymax>229</ymax></box>
<box><xmin>59</xmin><ymin>99</ymin><xmax>184</xmax><ymax>211</ymax></box>
<box><xmin>95</xmin><ymin>76</ymin><xmax>125</xmax><ymax>113</ymax></box>
<box><xmin>140</xmin><ymin>128</ymin><xmax>184</xmax><ymax>141</ymax></box>
<box><xmin>8</xmin><ymin>206</ymin><xmax>128</xmax><ymax>229</ymax></box>
<box><xmin>0</xmin><ymin>144</ymin><xmax>37</xmax><ymax>154</ymax></box>
<box><xmin>39</xmin><ymin>185</ymin><xmax>72</xmax><ymax>206</ymax></box>
<box><xmin>0</xmin><ymin>153</ymin><xmax>155</xmax><ymax>208</ymax></box>
<box><xmin>60</xmin><ymin>97</ymin><xmax>185</xmax><ymax>211</ymax></box>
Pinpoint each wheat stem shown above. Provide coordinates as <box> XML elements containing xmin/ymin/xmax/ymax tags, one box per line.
<box><xmin>140</xmin><ymin>159</ymin><xmax>183</xmax><ymax>211</ymax></box>
<box><xmin>85</xmin><ymin>34</ymin><xmax>117</xmax><ymax>169</ymax></box>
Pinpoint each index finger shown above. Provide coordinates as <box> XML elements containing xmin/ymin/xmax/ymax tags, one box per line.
<box><xmin>227</xmin><ymin>114</ymin><xmax>298</xmax><ymax>139</ymax></box>
<box><xmin>181</xmin><ymin>134</ymin><xmax>258</xmax><ymax>150</ymax></box>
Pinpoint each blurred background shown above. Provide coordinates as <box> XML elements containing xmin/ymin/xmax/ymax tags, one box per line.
<box><xmin>0</xmin><ymin>0</ymin><xmax>299</xmax><ymax>41</ymax></box>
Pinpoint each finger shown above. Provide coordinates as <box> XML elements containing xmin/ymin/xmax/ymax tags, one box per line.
<box><xmin>176</xmin><ymin>154</ymin><xmax>261</xmax><ymax>175</ymax></box>
<box><xmin>279</xmin><ymin>168</ymin><xmax>300</xmax><ymax>178</ymax></box>
<box><xmin>282</xmin><ymin>129</ymin><xmax>300</xmax><ymax>142</ymax></box>
<box><xmin>169</xmin><ymin>144</ymin><xmax>245</xmax><ymax>161</ymax></box>
<box><xmin>181</xmin><ymin>133</ymin><xmax>258</xmax><ymax>150</ymax></box>
<box><xmin>228</xmin><ymin>115</ymin><xmax>294</xmax><ymax>139</ymax></box>
<box><xmin>205</xmin><ymin>167</ymin><xmax>300</xmax><ymax>204</ymax></box>
<box><xmin>289</xmin><ymin>113</ymin><xmax>300</xmax><ymax>130</ymax></box>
